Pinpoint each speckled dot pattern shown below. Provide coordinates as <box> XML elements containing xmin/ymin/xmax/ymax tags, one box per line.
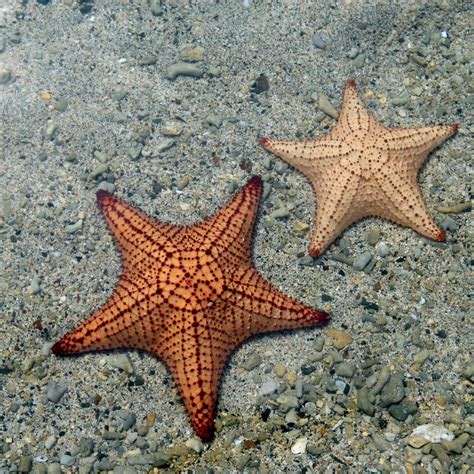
<box><xmin>260</xmin><ymin>80</ymin><xmax>458</xmax><ymax>257</ymax></box>
<box><xmin>52</xmin><ymin>176</ymin><xmax>328</xmax><ymax>441</ymax></box>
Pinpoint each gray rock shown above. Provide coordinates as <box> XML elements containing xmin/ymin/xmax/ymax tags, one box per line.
<box><xmin>29</xmin><ymin>275</ymin><xmax>41</xmax><ymax>294</ymax></box>
<box><xmin>108</xmin><ymin>354</ymin><xmax>134</xmax><ymax>373</ymax></box>
<box><xmin>0</xmin><ymin>69</ymin><xmax>11</xmax><ymax>84</ymax></box>
<box><xmin>353</xmin><ymin>251</ymin><xmax>373</xmax><ymax>271</ymax></box>
<box><xmin>60</xmin><ymin>454</ymin><xmax>75</xmax><ymax>466</ymax></box>
<box><xmin>122</xmin><ymin>412</ymin><xmax>137</xmax><ymax>431</ymax></box>
<box><xmin>462</xmin><ymin>360</ymin><xmax>474</xmax><ymax>381</ymax></box>
<box><xmin>113</xmin><ymin>467</ymin><xmax>138</xmax><ymax>474</ymax></box>
<box><xmin>243</xmin><ymin>352</ymin><xmax>262</xmax><ymax>371</ymax></box>
<box><xmin>357</xmin><ymin>387</ymin><xmax>375</xmax><ymax>416</ymax></box>
<box><xmin>127</xmin><ymin>454</ymin><xmax>156</xmax><ymax>465</ymax></box>
<box><xmin>78</xmin><ymin>465</ymin><xmax>93</xmax><ymax>474</ymax></box>
<box><xmin>312</xmin><ymin>32</ymin><xmax>327</xmax><ymax>50</ymax></box>
<box><xmin>260</xmin><ymin>381</ymin><xmax>278</xmax><ymax>396</ymax></box>
<box><xmin>44</xmin><ymin>435</ymin><xmax>56</xmax><ymax>449</ymax></box>
<box><xmin>47</xmin><ymin>463</ymin><xmax>62</xmax><ymax>474</ymax></box>
<box><xmin>367</xmin><ymin>227</ymin><xmax>381</xmax><ymax>245</ymax></box>
<box><xmin>295</xmin><ymin>378</ymin><xmax>304</xmax><ymax>398</ymax></box>
<box><xmin>380</xmin><ymin>374</ymin><xmax>405</xmax><ymax>407</ymax></box>
<box><xmin>431</xmin><ymin>443</ymin><xmax>451</xmax><ymax>466</ymax></box>
<box><xmin>47</xmin><ymin>381</ymin><xmax>68</xmax><ymax>403</ymax></box>
<box><xmin>96</xmin><ymin>459</ymin><xmax>115</xmax><ymax>470</ymax></box>
<box><xmin>372</xmin><ymin>433</ymin><xmax>392</xmax><ymax>452</ymax></box>
<box><xmin>376</xmin><ymin>242</ymin><xmax>390</xmax><ymax>257</ymax></box>
<box><xmin>318</xmin><ymin>93</ymin><xmax>338</xmax><ymax>119</ymax></box>
<box><xmin>153</xmin><ymin>452</ymin><xmax>170</xmax><ymax>468</ymax></box>
<box><xmin>371</xmin><ymin>366</ymin><xmax>390</xmax><ymax>395</ymax></box>
<box><xmin>388</xmin><ymin>399</ymin><xmax>417</xmax><ymax>421</ymax></box>
<box><xmin>276</xmin><ymin>394</ymin><xmax>299</xmax><ymax>408</ymax></box>
<box><xmin>442</xmin><ymin>433</ymin><xmax>469</xmax><ymax>454</ymax></box>
<box><xmin>18</xmin><ymin>455</ymin><xmax>32</xmax><ymax>473</ymax></box>
<box><xmin>440</xmin><ymin>216</ymin><xmax>458</xmax><ymax>232</ymax></box>
<box><xmin>335</xmin><ymin>362</ymin><xmax>356</xmax><ymax>378</ymax></box>
<box><xmin>97</xmin><ymin>181</ymin><xmax>115</xmax><ymax>194</ymax></box>
<box><xmin>165</xmin><ymin>62</ymin><xmax>203</xmax><ymax>81</ymax></box>
<box><xmin>78</xmin><ymin>437</ymin><xmax>94</xmax><ymax>457</ymax></box>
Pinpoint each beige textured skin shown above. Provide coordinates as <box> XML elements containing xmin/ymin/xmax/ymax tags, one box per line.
<box><xmin>52</xmin><ymin>176</ymin><xmax>328</xmax><ymax>441</ymax></box>
<box><xmin>260</xmin><ymin>80</ymin><xmax>458</xmax><ymax>256</ymax></box>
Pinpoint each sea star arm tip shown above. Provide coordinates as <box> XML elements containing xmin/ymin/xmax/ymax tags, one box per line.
<box><xmin>345</xmin><ymin>79</ymin><xmax>357</xmax><ymax>89</ymax></box>
<box><xmin>259</xmin><ymin>136</ymin><xmax>271</xmax><ymax>149</ymax></box>
<box><xmin>96</xmin><ymin>189</ymin><xmax>112</xmax><ymax>203</ymax></box>
<box><xmin>247</xmin><ymin>174</ymin><xmax>263</xmax><ymax>188</ymax></box>
<box><xmin>436</xmin><ymin>229</ymin><xmax>447</xmax><ymax>241</ymax></box>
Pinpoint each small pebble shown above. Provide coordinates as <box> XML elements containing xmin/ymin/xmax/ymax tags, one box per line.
<box><xmin>335</xmin><ymin>362</ymin><xmax>356</xmax><ymax>378</ymax></box>
<box><xmin>0</xmin><ymin>69</ymin><xmax>11</xmax><ymax>84</ymax></box>
<box><xmin>274</xmin><ymin>363</ymin><xmax>286</xmax><ymax>377</ymax></box>
<box><xmin>326</xmin><ymin>328</ymin><xmax>352</xmax><ymax>349</ymax></box>
<box><xmin>441</xmin><ymin>432</ymin><xmax>469</xmax><ymax>454</ymax></box>
<box><xmin>318</xmin><ymin>93</ymin><xmax>338</xmax><ymax>119</ymax></box>
<box><xmin>242</xmin><ymin>352</ymin><xmax>262</xmax><ymax>371</ymax></box>
<box><xmin>60</xmin><ymin>454</ymin><xmax>75</xmax><ymax>466</ymax></box>
<box><xmin>156</xmin><ymin>139</ymin><xmax>175</xmax><ymax>153</ymax></box>
<box><xmin>357</xmin><ymin>387</ymin><xmax>374</xmax><ymax>416</ymax></box>
<box><xmin>260</xmin><ymin>381</ymin><xmax>278</xmax><ymax>396</ymax></box>
<box><xmin>276</xmin><ymin>394</ymin><xmax>299</xmax><ymax>408</ymax></box>
<box><xmin>291</xmin><ymin>437</ymin><xmax>308</xmax><ymax>455</ymax></box>
<box><xmin>353</xmin><ymin>251</ymin><xmax>372</xmax><ymax>271</ymax></box>
<box><xmin>366</xmin><ymin>227</ymin><xmax>380</xmax><ymax>245</ymax></box>
<box><xmin>47</xmin><ymin>381</ymin><xmax>68</xmax><ymax>403</ymax></box>
<box><xmin>431</xmin><ymin>443</ymin><xmax>451</xmax><ymax>466</ymax></box>
<box><xmin>122</xmin><ymin>411</ymin><xmax>137</xmax><ymax>431</ymax></box>
<box><xmin>44</xmin><ymin>436</ymin><xmax>56</xmax><ymax>449</ymax></box>
<box><xmin>18</xmin><ymin>456</ymin><xmax>32</xmax><ymax>472</ymax></box>
<box><xmin>97</xmin><ymin>181</ymin><xmax>115</xmax><ymax>194</ymax></box>
<box><xmin>312</xmin><ymin>32</ymin><xmax>327</xmax><ymax>50</ymax></box>
<box><xmin>410</xmin><ymin>424</ymin><xmax>454</xmax><ymax>443</ymax></box>
<box><xmin>176</xmin><ymin>175</ymin><xmax>192</xmax><ymax>190</ymax></box>
<box><xmin>48</xmin><ymin>463</ymin><xmax>61</xmax><ymax>474</ymax></box>
<box><xmin>162</xmin><ymin>124</ymin><xmax>182</xmax><ymax>137</ymax></box>
<box><xmin>375</xmin><ymin>242</ymin><xmax>390</xmax><ymax>257</ymax></box>
<box><xmin>380</xmin><ymin>374</ymin><xmax>405</xmax><ymax>407</ymax></box>
<box><xmin>108</xmin><ymin>354</ymin><xmax>134</xmax><ymax>373</ymax></box>
<box><xmin>29</xmin><ymin>275</ymin><xmax>41</xmax><ymax>294</ymax></box>
<box><xmin>185</xmin><ymin>437</ymin><xmax>204</xmax><ymax>453</ymax></box>
<box><xmin>53</xmin><ymin>97</ymin><xmax>68</xmax><ymax>112</ymax></box>
<box><xmin>440</xmin><ymin>216</ymin><xmax>458</xmax><ymax>232</ymax></box>
<box><xmin>268</xmin><ymin>207</ymin><xmax>290</xmax><ymax>219</ymax></box>
<box><xmin>437</xmin><ymin>202</ymin><xmax>471</xmax><ymax>213</ymax></box>
<box><xmin>165</xmin><ymin>62</ymin><xmax>203</xmax><ymax>80</ymax></box>
<box><xmin>295</xmin><ymin>378</ymin><xmax>304</xmax><ymax>398</ymax></box>
<box><xmin>179</xmin><ymin>46</ymin><xmax>204</xmax><ymax>62</ymax></box>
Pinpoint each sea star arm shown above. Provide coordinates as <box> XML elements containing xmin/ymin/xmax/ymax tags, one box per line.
<box><xmin>308</xmin><ymin>161</ymin><xmax>363</xmax><ymax>256</ymax></box>
<box><xmin>96</xmin><ymin>190</ymin><xmax>180</xmax><ymax>271</ymax></box>
<box><xmin>372</xmin><ymin>159</ymin><xmax>446</xmax><ymax>241</ymax></box>
<box><xmin>259</xmin><ymin>136</ymin><xmax>352</xmax><ymax>176</ymax></box>
<box><xmin>149</xmin><ymin>311</ymin><xmax>232</xmax><ymax>442</ymax></box>
<box><xmin>383</xmin><ymin>124</ymin><xmax>458</xmax><ymax>169</ymax></box>
<box><xmin>51</xmin><ymin>278</ymin><xmax>166</xmax><ymax>355</ymax></box>
<box><xmin>223</xmin><ymin>266</ymin><xmax>329</xmax><ymax>337</ymax></box>
<box><xmin>337</xmin><ymin>79</ymin><xmax>373</xmax><ymax>135</ymax></box>
<box><xmin>189</xmin><ymin>175</ymin><xmax>263</xmax><ymax>260</ymax></box>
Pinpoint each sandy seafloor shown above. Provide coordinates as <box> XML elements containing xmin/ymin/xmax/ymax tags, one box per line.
<box><xmin>0</xmin><ymin>0</ymin><xmax>473</xmax><ymax>472</ymax></box>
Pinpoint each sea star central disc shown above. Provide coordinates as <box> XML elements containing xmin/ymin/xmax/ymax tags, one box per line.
<box><xmin>260</xmin><ymin>80</ymin><xmax>458</xmax><ymax>256</ymax></box>
<box><xmin>52</xmin><ymin>176</ymin><xmax>328</xmax><ymax>441</ymax></box>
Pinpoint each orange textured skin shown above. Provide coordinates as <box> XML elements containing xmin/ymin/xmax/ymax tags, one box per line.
<box><xmin>260</xmin><ymin>80</ymin><xmax>458</xmax><ymax>256</ymax></box>
<box><xmin>52</xmin><ymin>176</ymin><xmax>329</xmax><ymax>441</ymax></box>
